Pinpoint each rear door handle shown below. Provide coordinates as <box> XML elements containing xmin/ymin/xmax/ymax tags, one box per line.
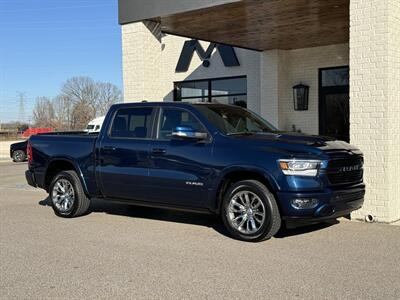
<box><xmin>151</xmin><ymin>148</ymin><xmax>166</xmax><ymax>155</ymax></box>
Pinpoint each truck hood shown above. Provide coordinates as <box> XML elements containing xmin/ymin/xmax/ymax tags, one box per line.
<box><xmin>231</xmin><ymin>132</ymin><xmax>360</xmax><ymax>154</ymax></box>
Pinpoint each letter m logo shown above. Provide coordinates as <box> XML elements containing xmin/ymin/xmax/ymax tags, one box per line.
<box><xmin>175</xmin><ymin>39</ymin><xmax>240</xmax><ymax>73</ymax></box>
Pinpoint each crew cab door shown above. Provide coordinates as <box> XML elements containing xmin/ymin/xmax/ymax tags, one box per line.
<box><xmin>147</xmin><ymin>107</ymin><xmax>213</xmax><ymax>208</ymax></box>
<box><xmin>98</xmin><ymin>106</ymin><xmax>155</xmax><ymax>200</ymax></box>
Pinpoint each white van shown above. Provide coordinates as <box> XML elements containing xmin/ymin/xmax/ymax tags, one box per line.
<box><xmin>84</xmin><ymin>116</ymin><xmax>105</xmax><ymax>133</ymax></box>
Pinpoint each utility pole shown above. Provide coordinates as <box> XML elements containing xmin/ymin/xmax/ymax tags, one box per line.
<box><xmin>17</xmin><ymin>91</ymin><xmax>26</xmax><ymax>123</ymax></box>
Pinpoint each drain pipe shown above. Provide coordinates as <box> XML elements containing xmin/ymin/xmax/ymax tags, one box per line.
<box><xmin>365</xmin><ymin>214</ymin><xmax>375</xmax><ymax>223</ymax></box>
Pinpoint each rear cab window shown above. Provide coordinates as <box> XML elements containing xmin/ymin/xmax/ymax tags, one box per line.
<box><xmin>109</xmin><ymin>107</ymin><xmax>154</xmax><ymax>139</ymax></box>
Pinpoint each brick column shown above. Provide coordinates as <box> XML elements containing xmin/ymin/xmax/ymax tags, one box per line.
<box><xmin>121</xmin><ymin>22</ymin><xmax>163</xmax><ymax>102</ymax></box>
<box><xmin>260</xmin><ymin>50</ymin><xmax>287</xmax><ymax>128</ymax></box>
<box><xmin>350</xmin><ymin>0</ymin><xmax>400</xmax><ymax>222</ymax></box>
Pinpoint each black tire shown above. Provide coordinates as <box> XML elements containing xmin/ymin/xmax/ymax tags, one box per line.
<box><xmin>12</xmin><ymin>150</ymin><xmax>26</xmax><ymax>162</ymax></box>
<box><xmin>49</xmin><ymin>170</ymin><xmax>90</xmax><ymax>218</ymax></box>
<box><xmin>221</xmin><ymin>180</ymin><xmax>281</xmax><ymax>242</ymax></box>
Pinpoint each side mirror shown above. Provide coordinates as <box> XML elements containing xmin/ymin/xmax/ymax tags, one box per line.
<box><xmin>171</xmin><ymin>126</ymin><xmax>207</xmax><ymax>140</ymax></box>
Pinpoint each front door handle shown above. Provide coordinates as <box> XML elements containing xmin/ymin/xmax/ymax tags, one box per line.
<box><xmin>103</xmin><ymin>146</ymin><xmax>116</xmax><ymax>152</ymax></box>
<box><xmin>151</xmin><ymin>148</ymin><xmax>166</xmax><ymax>155</ymax></box>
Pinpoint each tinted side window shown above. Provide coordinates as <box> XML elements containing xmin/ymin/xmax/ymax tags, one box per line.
<box><xmin>158</xmin><ymin>108</ymin><xmax>204</xmax><ymax>140</ymax></box>
<box><xmin>110</xmin><ymin>107</ymin><xmax>153</xmax><ymax>138</ymax></box>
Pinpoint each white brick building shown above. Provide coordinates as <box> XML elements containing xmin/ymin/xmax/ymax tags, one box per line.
<box><xmin>119</xmin><ymin>0</ymin><xmax>399</xmax><ymax>223</ymax></box>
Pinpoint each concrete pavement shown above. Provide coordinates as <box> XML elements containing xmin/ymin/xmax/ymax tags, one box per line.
<box><xmin>1</xmin><ymin>162</ymin><xmax>399</xmax><ymax>299</ymax></box>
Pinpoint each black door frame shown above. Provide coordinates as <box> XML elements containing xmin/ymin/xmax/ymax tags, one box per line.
<box><xmin>318</xmin><ymin>66</ymin><xmax>349</xmax><ymax>139</ymax></box>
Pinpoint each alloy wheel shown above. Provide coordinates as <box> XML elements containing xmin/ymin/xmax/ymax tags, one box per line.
<box><xmin>227</xmin><ymin>190</ymin><xmax>266</xmax><ymax>234</ymax></box>
<box><xmin>51</xmin><ymin>178</ymin><xmax>75</xmax><ymax>213</ymax></box>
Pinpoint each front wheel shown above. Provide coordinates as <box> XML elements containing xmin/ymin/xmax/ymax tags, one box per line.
<box><xmin>49</xmin><ymin>170</ymin><xmax>90</xmax><ymax>218</ymax></box>
<box><xmin>221</xmin><ymin>180</ymin><xmax>281</xmax><ymax>242</ymax></box>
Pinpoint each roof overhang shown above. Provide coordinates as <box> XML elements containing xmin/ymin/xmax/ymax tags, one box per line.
<box><xmin>119</xmin><ymin>0</ymin><xmax>349</xmax><ymax>51</ymax></box>
<box><xmin>118</xmin><ymin>0</ymin><xmax>240</xmax><ymax>25</ymax></box>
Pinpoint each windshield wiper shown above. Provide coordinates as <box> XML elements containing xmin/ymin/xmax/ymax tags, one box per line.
<box><xmin>227</xmin><ymin>130</ymin><xmax>280</xmax><ymax>136</ymax></box>
<box><xmin>227</xmin><ymin>131</ymin><xmax>257</xmax><ymax>136</ymax></box>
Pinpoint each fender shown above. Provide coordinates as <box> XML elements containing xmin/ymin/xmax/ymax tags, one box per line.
<box><xmin>44</xmin><ymin>156</ymin><xmax>90</xmax><ymax>196</ymax></box>
<box><xmin>209</xmin><ymin>164</ymin><xmax>281</xmax><ymax>211</ymax></box>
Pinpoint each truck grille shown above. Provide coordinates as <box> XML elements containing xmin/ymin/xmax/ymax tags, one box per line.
<box><xmin>327</xmin><ymin>157</ymin><xmax>363</xmax><ymax>185</ymax></box>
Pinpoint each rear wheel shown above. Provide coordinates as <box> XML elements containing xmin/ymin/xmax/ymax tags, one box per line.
<box><xmin>12</xmin><ymin>150</ymin><xmax>26</xmax><ymax>162</ymax></box>
<box><xmin>49</xmin><ymin>170</ymin><xmax>90</xmax><ymax>218</ymax></box>
<box><xmin>221</xmin><ymin>180</ymin><xmax>281</xmax><ymax>242</ymax></box>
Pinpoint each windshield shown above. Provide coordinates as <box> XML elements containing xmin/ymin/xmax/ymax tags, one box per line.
<box><xmin>194</xmin><ymin>104</ymin><xmax>278</xmax><ymax>135</ymax></box>
<box><xmin>86</xmin><ymin>125</ymin><xmax>95</xmax><ymax>130</ymax></box>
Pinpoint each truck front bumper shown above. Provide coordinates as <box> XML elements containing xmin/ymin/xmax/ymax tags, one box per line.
<box><xmin>25</xmin><ymin>170</ymin><xmax>37</xmax><ymax>188</ymax></box>
<box><xmin>278</xmin><ymin>184</ymin><xmax>365</xmax><ymax>228</ymax></box>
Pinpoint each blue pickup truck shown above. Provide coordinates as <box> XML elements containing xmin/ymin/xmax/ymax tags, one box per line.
<box><xmin>25</xmin><ymin>102</ymin><xmax>365</xmax><ymax>242</ymax></box>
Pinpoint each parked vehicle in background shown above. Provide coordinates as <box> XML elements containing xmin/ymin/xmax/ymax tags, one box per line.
<box><xmin>10</xmin><ymin>140</ymin><xmax>28</xmax><ymax>162</ymax></box>
<box><xmin>84</xmin><ymin>116</ymin><xmax>105</xmax><ymax>133</ymax></box>
<box><xmin>25</xmin><ymin>102</ymin><xmax>365</xmax><ymax>242</ymax></box>
<box><xmin>21</xmin><ymin>127</ymin><xmax>53</xmax><ymax>138</ymax></box>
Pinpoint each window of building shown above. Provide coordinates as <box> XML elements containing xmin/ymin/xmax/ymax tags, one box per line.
<box><xmin>319</xmin><ymin>66</ymin><xmax>350</xmax><ymax>142</ymax></box>
<box><xmin>321</xmin><ymin>67</ymin><xmax>349</xmax><ymax>87</ymax></box>
<box><xmin>174</xmin><ymin>76</ymin><xmax>247</xmax><ymax>107</ymax></box>
<box><xmin>110</xmin><ymin>107</ymin><xmax>153</xmax><ymax>138</ymax></box>
<box><xmin>157</xmin><ymin>108</ymin><xmax>205</xmax><ymax>140</ymax></box>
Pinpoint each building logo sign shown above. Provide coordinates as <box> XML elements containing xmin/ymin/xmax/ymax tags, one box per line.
<box><xmin>175</xmin><ymin>39</ymin><xmax>239</xmax><ymax>72</ymax></box>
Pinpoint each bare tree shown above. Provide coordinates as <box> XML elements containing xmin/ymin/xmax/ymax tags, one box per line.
<box><xmin>96</xmin><ymin>82</ymin><xmax>122</xmax><ymax>116</ymax></box>
<box><xmin>71</xmin><ymin>101</ymin><xmax>94</xmax><ymax>130</ymax></box>
<box><xmin>59</xmin><ymin>76</ymin><xmax>121</xmax><ymax>130</ymax></box>
<box><xmin>31</xmin><ymin>77</ymin><xmax>122</xmax><ymax>131</ymax></box>
<box><xmin>32</xmin><ymin>97</ymin><xmax>55</xmax><ymax>128</ymax></box>
<box><xmin>60</xmin><ymin>76</ymin><xmax>97</xmax><ymax>130</ymax></box>
<box><xmin>52</xmin><ymin>94</ymin><xmax>73</xmax><ymax>130</ymax></box>
<box><xmin>61</xmin><ymin>76</ymin><xmax>98</xmax><ymax>117</ymax></box>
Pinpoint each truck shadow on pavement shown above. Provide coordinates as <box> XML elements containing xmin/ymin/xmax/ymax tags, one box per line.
<box><xmin>39</xmin><ymin>197</ymin><xmax>338</xmax><ymax>239</ymax></box>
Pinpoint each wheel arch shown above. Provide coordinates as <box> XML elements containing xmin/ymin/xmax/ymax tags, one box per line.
<box><xmin>44</xmin><ymin>157</ymin><xmax>89</xmax><ymax>195</ymax></box>
<box><xmin>212</xmin><ymin>166</ymin><xmax>281</xmax><ymax>214</ymax></box>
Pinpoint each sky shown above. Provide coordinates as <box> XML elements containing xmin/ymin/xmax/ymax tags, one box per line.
<box><xmin>0</xmin><ymin>0</ymin><xmax>122</xmax><ymax>123</ymax></box>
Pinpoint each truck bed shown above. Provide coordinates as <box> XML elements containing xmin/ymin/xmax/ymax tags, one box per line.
<box><xmin>28</xmin><ymin>133</ymin><xmax>98</xmax><ymax>193</ymax></box>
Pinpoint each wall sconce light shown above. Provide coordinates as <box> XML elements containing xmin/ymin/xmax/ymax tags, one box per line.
<box><xmin>293</xmin><ymin>83</ymin><xmax>309</xmax><ymax>111</ymax></box>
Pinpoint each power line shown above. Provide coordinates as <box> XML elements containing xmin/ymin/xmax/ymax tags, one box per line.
<box><xmin>0</xmin><ymin>0</ymin><xmax>102</xmax><ymax>3</ymax></box>
<box><xmin>1</xmin><ymin>3</ymin><xmax>115</xmax><ymax>13</ymax></box>
<box><xmin>0</xmin><ymin>26</ymin><xmax>119</xmax><ymax>31</ymax></box>
<box><xmin>0</xmin><ymin>18</ymin><xmax>116</xmax><ymax>26</ymax></box>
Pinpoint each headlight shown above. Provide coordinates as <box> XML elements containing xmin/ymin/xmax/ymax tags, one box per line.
<box><xmin>278</xmin><ymin>159</ymin><xmax>321</xmax><ymax>177</ymax></box>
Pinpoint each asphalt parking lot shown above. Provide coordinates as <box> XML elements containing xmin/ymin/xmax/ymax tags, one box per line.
<box><xmin>1</xmin><ymin>162</ymin><xmax>399</xmax><ymax>299</ymax></box>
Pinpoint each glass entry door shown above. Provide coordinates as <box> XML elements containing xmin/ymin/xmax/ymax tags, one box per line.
<box><xmin>319</xmin><ymin>66</ymin><xmax>350</xmax><ymax>142</ymax></box>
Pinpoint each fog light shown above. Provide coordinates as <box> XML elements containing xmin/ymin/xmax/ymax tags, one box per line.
<box><xmin>291</xmin><ymin>198</ymin><xmax>319</xmax><ymax>209</ymax></box>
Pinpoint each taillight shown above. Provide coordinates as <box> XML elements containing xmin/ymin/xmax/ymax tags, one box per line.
<box><xmin>27</xmin><ymin>141</ymin><xmax>32</xmax><ymax>164</ymax></box>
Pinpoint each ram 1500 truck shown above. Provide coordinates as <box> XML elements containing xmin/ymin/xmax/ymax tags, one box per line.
<box><xmin>25</xmin><ymin>102</ymin><xmax>365</xmax><ymax>242</ymax></box>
